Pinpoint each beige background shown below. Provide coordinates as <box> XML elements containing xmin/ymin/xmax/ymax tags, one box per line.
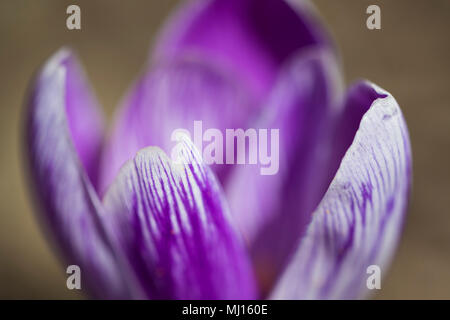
<box><xmin>0</xmin><ymin>0</ymin><xmax>449</xmax><ymax>299</ymax></box>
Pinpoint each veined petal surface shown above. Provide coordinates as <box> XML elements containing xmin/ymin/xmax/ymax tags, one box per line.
<box><xmin>102</xmin><ymin>138</ymin><xmax>257</xmax><ymax>299</ymax></box>
<box><xmin>271</xmin><ymin>82</ymin><xmax>412</xmax><ymax>299</ymax></box>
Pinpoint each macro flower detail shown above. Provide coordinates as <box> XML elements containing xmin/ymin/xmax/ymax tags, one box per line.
<box><xmin>24</xmin><ymin>0</ymin><xmax>411</xmax><ymax>299</ymax></box>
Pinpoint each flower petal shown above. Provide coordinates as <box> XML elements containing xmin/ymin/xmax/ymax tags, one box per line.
<box><xmin>270</xmin><ymin>82</ymin><xmax>412</xmax><ymax>299</ymax></box>
<box><xmin>154</xmin><ymin>0</ymin><xmax>331</xmax><ymax>99</ymax></box>
<box><xmin>224</xmin><ymin>49</ymin><xmax>344</xmax><ymax>294</ymax></box>
<box><xmin>99</xmin><ymin>59</ymin><xmax>253</xmax><ymax>195</ymax></box>
<box><xmin>102</xmin><ymin>137</ymin><xmax>257</xmax><ymax>299</ymax></box>
<box><xmin>24</xmin><ymin>49</ymin><xmax>127</xmax><ymax>298</ymax></box>
<box><xmin>62</xmin><ymin>52</ymin><xmax>104</xmax><ymax>188</ymax></box>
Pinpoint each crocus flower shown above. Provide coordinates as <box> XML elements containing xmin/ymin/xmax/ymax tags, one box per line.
<box><xmin>24</xmin><ymin>0</ymin><xmax>411</xmax><ymax>299</ymax></box>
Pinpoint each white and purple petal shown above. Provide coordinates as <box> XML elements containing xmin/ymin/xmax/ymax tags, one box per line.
<box><xmin>24</xmin><ymin>49</ymin><xmax>128</xmax><ymax>298</ymax></box>
<box><xmin>271</xmin><ymin>82</ymin><xmax>412</xmax><ymax>299</ymax></box>
<box><xmin>102</xmin><ymin>138</ymin><xmax>257</xmax><ymax>299</ymax></box>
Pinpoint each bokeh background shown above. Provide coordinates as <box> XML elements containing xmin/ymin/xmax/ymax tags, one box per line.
<box><xmin>0</xmin><ymin>0</ymin><xmax>449</xmax><ymax>299</ymax></box>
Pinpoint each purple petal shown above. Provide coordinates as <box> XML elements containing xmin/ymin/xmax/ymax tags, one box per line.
<box><xmin>63</xmin><ymin>54</ymin><xmax>104</xmax><ymax>188</ymax></box>
<box><xmin>154</xmin><ymin>0</ymin><xmax>331</xmax><ymax>99</ymax></box>
<box><xmin>102</xmin><ymin>138</ymin><xmax>257</xmax><ymax>299</ymax></box>
<box><xmin>24</xmin><ymin>49</ymin><xmax>128</xmax><ymax>298</ymax></box>
<box><xmin>224</xmin><ymin>49</ymin><xmax>344</xmax><ymax>294</ymax></box>
<box><xmin>270</xmin><ymin>82</ymin><xmax>412</xmax><ymax>299</ymax></box>
<box><xmin>99</xmin><ymin>60</ymin><xmax>254</xmax><ymax>195</ymax></box>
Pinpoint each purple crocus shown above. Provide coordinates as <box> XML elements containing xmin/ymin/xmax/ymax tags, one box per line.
<box><xmin>24</xmin><ymin>0</ymin><xmax>411</xmax><ymax>299</ymax></box>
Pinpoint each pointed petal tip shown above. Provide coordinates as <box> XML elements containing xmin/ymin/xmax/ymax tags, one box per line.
<box><xmin>38</xmin><ymin>47</ymin><xmax>75</xmax><ymax>76</ymax></box>
<box><xmin>24</xmin><ymin>48</ymin><xmax>125</xmax><ymax>298</ymax></box>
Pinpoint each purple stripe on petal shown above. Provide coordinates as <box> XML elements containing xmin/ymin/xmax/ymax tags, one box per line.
<box><xmin>24</xmin><ymin>49</ymin><xmax>128</xmax><ymax>298</ymax></box>
<box><xmin>270</xmin><ymin>82</ymin><xmax>412</xmax><ymax>299</ymax></box>
<box><xmin>225</xmin><ymin>49</ymin><xmax>344</xmax><ymax>295</ymax></box>
<box><xmin>102</xmin><ymin>138</ymin><xmax>257</xmax><ymax>299</ymax></box>
<box><xmin>99</xmin><ymin>60</ymin><xmax>253</xmax><ymax>195</ymax></box>
<box><xmin>154</xmin><ymin>0</ymin><xmax>331</xmax><ymax>99</ymax></box>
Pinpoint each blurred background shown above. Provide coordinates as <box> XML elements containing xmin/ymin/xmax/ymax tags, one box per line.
<box><xmin>0</xmin><ymin>0</ymin><xmax>449</xmax><ymax>299</ymax></box>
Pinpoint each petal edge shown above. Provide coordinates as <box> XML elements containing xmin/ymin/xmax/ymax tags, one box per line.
<box><xmin>271</xmin><ymin>81</ymin><xmax>412</xmax><ymax>299</ymax></box>
<box><xmin>25</xmin><ymin>49</ymin><xmax>127</xmax><ymax>298</ymax></box>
